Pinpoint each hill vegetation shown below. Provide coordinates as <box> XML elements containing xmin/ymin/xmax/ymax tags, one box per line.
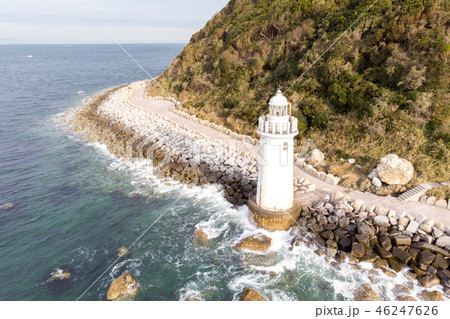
<box><xmin>148</xmin><ymin>0</ymin><xmax>449</xmax><ymax>187</ymax></box>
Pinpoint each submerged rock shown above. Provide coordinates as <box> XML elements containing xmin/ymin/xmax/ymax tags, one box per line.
<box><xmin>240</xmin><ymin>288</ymin><xmax>267</xmax><ymax>301</ymax></box>
<box><xmin>0</xmin><ymin>202</ymin><xmax>14</xmax><ymax>210</ymax></box>
<box><xmin>186</xmin><ymin>296</ymin><xmax>200</xmax><ymax>301</ymax></box>
<box><xmin>233</xmin><ymin>234</ymin><xmax>271</xmax><ymax>253</ymax></box>
<box><xmin>396</xmin><ymin>296</ymin><xmax>417</xmax><ymax>301</ymax></box>
<box><xmin>106</xmin><ymin>270</ymin><xmax>140</xmax><ymax>301</ymax></box>
<box><xmin>48</xmin><ymin>268</ymin><xmax>71</xmax><ymax>282</ymax></box>
<box><xmin>376</xmin><ymin>154</ymin><xmax>414</xmax><ymax>185</ymax></box>
<box><xmin>420</xmin><ymin>290</ymin><xmax>442</xmax><ymax>301</ymax></box>
<box><xmin>117</xmin><ymin>246</ymin><xmax>128</xmax><ymax>258</ymax></box>
<box><xmin>193</xmin><ymin>229</ymin><xmax>213</xmax><ymax>247</ymax></box>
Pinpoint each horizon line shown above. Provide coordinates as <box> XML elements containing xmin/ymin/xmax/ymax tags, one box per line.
<box><xmin>0</xmin><ymin>42</ymin><xmax>188</xmax><ymax>45</ymax></box>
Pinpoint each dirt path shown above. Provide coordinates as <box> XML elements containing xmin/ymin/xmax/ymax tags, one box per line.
<box><xmin>130</xmin><ymin>88</ymin><xmax>450</xmax><ymax>227</ymax></box>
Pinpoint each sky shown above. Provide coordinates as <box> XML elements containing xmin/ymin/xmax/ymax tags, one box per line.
<box><xmin>0</xmin><ymin>0</ymin><xmax>228</xmax><ymax>44</ymax></box>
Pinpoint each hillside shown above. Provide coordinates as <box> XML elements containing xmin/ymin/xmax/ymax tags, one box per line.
<box><xmin>148</xmin><ymin>0</ymin><xmax>450</xmax><ymax>189</ymax></box>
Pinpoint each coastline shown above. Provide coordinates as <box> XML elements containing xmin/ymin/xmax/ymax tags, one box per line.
<box><xmin>63</xmin><ymin>80</ymin><xmax>259</xmax><ymax>206</ymax></box>
<box><xmin>61</xmin><ymin>80</ymin><xmax>450</xmax><ymax>300</ymax></box>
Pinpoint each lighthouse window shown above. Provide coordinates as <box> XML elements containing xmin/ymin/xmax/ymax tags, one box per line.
<box><xmin>283</xmin><ymin>142</ymin><xmax>288</xmax><ymax>151</ymax></box>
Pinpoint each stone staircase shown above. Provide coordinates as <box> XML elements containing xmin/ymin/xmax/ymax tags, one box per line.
<box><xmin>398</xmin><ymin>182</ymin><xmax>446</xmax><ymax>203</ymax></box>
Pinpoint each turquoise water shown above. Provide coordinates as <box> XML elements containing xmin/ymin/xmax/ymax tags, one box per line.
<box><xmin>0</xmin><ymin>44</ymin><xmax>410</xmax><ymax>301</ymax></box>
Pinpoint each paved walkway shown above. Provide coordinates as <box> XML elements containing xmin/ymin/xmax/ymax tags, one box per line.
<box><xmin>130</xmin><ymin>88</ymin><xmax>450</xmax><ymax>226</ymax></box>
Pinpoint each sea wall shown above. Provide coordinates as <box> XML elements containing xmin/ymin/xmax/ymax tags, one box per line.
<box><xmin>64</xmin><ymin>81</ymin><xmax>258</xmax><ymax>205</ymax></box>
<box><xmin>143</xmin><ymin>92</ymin><xmax>259</xmax><ymax>147</ymax></box>
<box><xmin>290</xmin><ymin>192</ymin><xmax>450</xmax><ymax>297</ymax></box>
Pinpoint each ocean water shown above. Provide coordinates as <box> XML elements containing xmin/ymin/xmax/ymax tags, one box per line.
<box><xmin>0</xmin><ymin>44</ymin><xmax>418</xmax><ymax>301</ymax></box>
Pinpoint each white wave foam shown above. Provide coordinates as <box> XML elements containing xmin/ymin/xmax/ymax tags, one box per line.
<box><xmin>110</xmin><ymin>258</ymin><xmax>143</xmax><ymax>278</ymax></box>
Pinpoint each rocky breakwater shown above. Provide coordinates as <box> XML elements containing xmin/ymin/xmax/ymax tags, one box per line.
<box><xmin>290</xmin><ymin>192</ymin><xmax>450</xmax><ymax>300</ymax></box>
<box><xmin>64</xmin><ymin>81</ymin><xmax>258</xmax><ymax>205</ymax></box>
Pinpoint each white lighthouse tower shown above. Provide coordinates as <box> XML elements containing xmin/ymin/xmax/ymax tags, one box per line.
<box><xmin>256</xmin><ymin>89</ymin><xmax>298</xmax><ymax>211</ymax></box>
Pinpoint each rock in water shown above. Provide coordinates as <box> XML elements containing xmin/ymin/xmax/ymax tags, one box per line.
<box><xmin>396</xmin><ymin>296</ymin><xmax>417</xmax><ymax>301</ymax></box>
<box><xmin>418</xmin><ymin>275</ymin><xmax>440</xmax><ymax>288</ymax></box>
<box><xmin>376</xmin><ymin>154</ymin><xmax>414</xmax><ymax>185</ymax></box>
<box><xmin>309</xmin><ymin>149</ymin><xmax>324</xmax><ymax>163</ymax></box>
<box><xmin>117</xmin><ymin>246</ymin><xmax>128</xmax><ymax>257</ymax></box>
<box><xmin>420</xmin><ymin>290</ymin><xmax>442</xmax><ymax>301</ymax></box>
<box><xmin>48</xmin><ymin>268</ymin><xmax>71</xmax><ymax>282</ymax></box>
<box><xmin>353</xmin><ymin>284</ymin><xmax>381</xmax><ymax>301</ymax></box>
<box><xmin>240</xmin><ymin>288</ymin><xmax>267</xmax><ymax>301</ymax></box>
<box><xmin>233</xmin><ymin>234</ymin><xmax>271</xmax><ymax>253</ymax></box>
<box><xmin>106</xmin><ymin>270</ymin><xmax>140</xmax><ymax>301</ymax></box>
<box><xmin>0</xmin><ymin>202</ymin><xmax>14</xmax><ymax>210</ymax></box>
<box><xmin>193</xmin><ymin>229</ymin><xmax>212</xmax><ymax>247</ymax></box>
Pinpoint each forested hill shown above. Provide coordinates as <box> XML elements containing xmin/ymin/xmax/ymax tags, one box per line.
<box><xmin>149</xmin><ymin>0</ymin><xmax>449</xmax><ymax>184</ymax></box>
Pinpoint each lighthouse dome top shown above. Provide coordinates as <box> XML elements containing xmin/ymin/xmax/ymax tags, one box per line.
<box><xmin>269</xmin><ymin>89</ymin><xmax>288</xmax><ymax>107</ymax></box>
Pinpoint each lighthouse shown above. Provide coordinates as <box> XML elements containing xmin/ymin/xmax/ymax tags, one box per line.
<box><xmin>248</xmin><ymin>90</ymin><xmax>300</xmax><ymax>231</ymax></box>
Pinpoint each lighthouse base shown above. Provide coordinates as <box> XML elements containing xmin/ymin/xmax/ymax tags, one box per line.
<box><xmin>247</xmin><ymin>190</ymin><xmax>302</xmax><ymax>231</ymax></box>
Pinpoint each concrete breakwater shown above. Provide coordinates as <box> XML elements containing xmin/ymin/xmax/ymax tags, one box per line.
<box><xmin>290</xmin><ymin>192</ymin><xmax>450</xmax><ymax>299</ymax></box>
<box><xmin>63</xmin><ymin>81</ymin><xmax>258</xmax><ymax>205</ymax></box>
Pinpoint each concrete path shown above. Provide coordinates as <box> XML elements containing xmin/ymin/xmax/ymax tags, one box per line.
<box><xmin>131</xmin><ymin>88</ymin><xmax>259</xmax><ymax>156</ymax></box>
<box><xmin>130</xmin><ymin>88</ymin><xmax>450</xmax><ymax>226</ymax></box>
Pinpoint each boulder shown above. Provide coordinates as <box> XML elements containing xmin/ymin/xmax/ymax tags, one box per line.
<box><xmin>392</xmin><ymin>235</ymin><xmax>411</xmax><ymax>246</ymax></box>
<box><xmin>352</xmin><ymin>199</ymin><xmax>364</xmax><ymax>211</ymax></box>
<box><xmin>309</xmin><ymin>149</ymin><xmax>324</xmax><ymax>163</ymax></box>
<box><xmin>435</xmin><ymin>199</ymin><xmax>447</xmax><ymax>208</ymax></box>
<box><xmin>376</xmin><ymin>154</ymin><xmax>414</xmax><ymax>185</ymax></box>
<box><xmin>380</xmin><ymin>266</ymin><xmax>397</xmax><ymax>277</ymax></box>
<box><xmin>392</xmin><ymin>247</ymin><xmax>412</xmax><ymax>264</ymax></box>
<box><xmin>419</xmin><ymin>223</ymin><xmax>432</xmax><ymax>234</ymax></box>
<box><xmin>351</xmin><ymin>242</ymin><xmax>365</xmax><ymax>258</ymax></box>
<box><xmin>432</xmin><ymin>227</ymin><xmax>443</xmax><ymax>238</ymax></box>
<box><xmin>417</xmin><ymin>251</ymin><xmax>435</xmax><ymax>266</ymax></box>
<box><xmin>233</xmin><ymin>234</ymin><xmax>271</xmax><ymax>253</ymax></box>
<box><xmin>396</xmin><ymin>296</ymin><xmax>417</xmax><ymax>301</ymax></box>
<box><xmin>379</xmin><ymin>236</ymin><xmax>392</xmax><ymax>251</ymax></box>
<box><xmin>372</xmin><ymin>177</ymin><xmax>382</xmax><ymax>187</ymax></box>
<box><xmin>106</xmin><ymin>270</ymin><xmax>140</xmax><ymax>301</ymax></box>
<box><xmin>398</xmin><ymin>217</ymin><xmax>409</xmax><ymax>228</ymax></box>
<box><xmin>353</xmin><ymin>284</ymin><xmax>381</xmax><ymax>301</ymax></box>
<box><xmin>432</xmin><ymin>254</ymin><xmax>449</xmax><ymax>269</ymax></box>
<box><xmin>389</xmin><ymin>259</ymin><xmax>403</xmax><ymax>272</ymax></box>
<box><xmin>406</xmin><ymin>220</ymin><xmax>419</xmax><ymax>233</ymax></box>
<box><xmin>375</xmin><ymin>245</ymin><xmax>393</xmax><ymax>259</ymax></box>
<box><xmin>437</xmin><ymin>269</ymin><xmax>450</xmax><ymax>281</ymax></box>
<box><xmin>240</xmin><ymin>288</ymin><xmax>267</xmax><ymax>301</ymax></box>
<box><xmin>374</xmin><ymin>215</ymin><xmax>389</xmax><ymax>228</ymax></box>
<box><xmin>391</xmin><ymin>284</ymin><xmax>410</xmax><ymax>296</ymax></box>
<box><xmin>435</xmin><ymin>236</ymin><xmax>450</xmax><ymax>248</ymax></box>
<box><xmin>418</xmin><ymin>275</ymin><xmax>440</xmax><ymax>288</ymax></box>
<box><xmin>368</xmin><ymin>169</ymin><xmax>378</xmax><ymax>179</ymax></box>
<box><xmin>420</xmin><ymin>290</ymin><xmax>442</xmax><ymax>301</ymax></box>
<box><xmin>412</xmin><ymin>242</ymin><xmax>449</xmax><ymax>256</ymax></box>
